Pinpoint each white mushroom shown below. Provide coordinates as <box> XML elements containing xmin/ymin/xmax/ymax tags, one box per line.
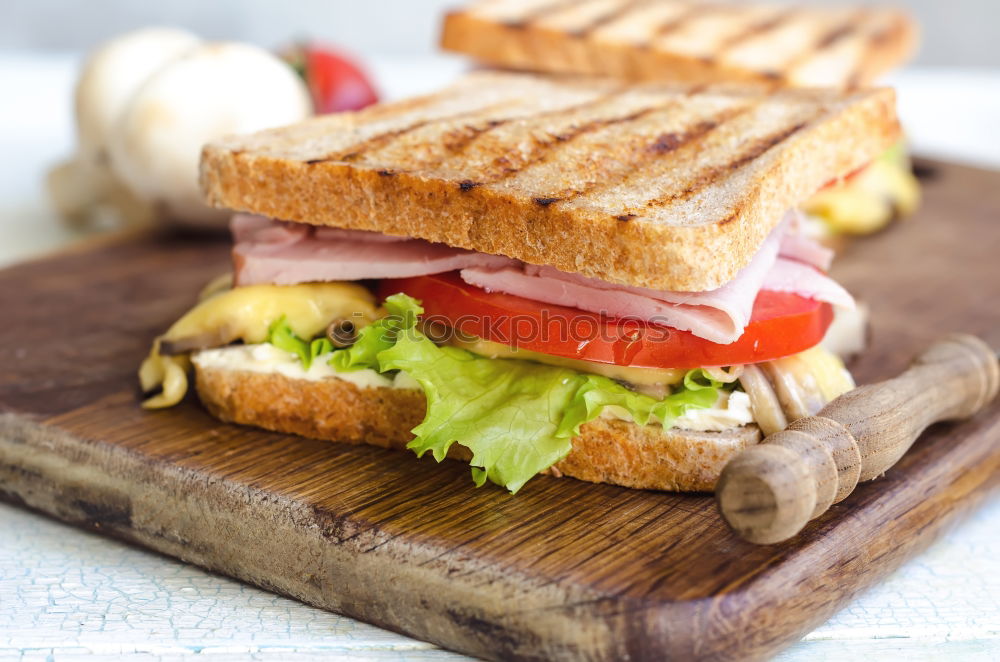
<box><xmin>50</xmin><ymin>27</ymin><xmax>201</xmax><ymax>227</ymax></box>
<box><xmin>108</xmin><ymin>42</ymin><xmax>312</xmax><ymax>227</ymax></box>
<box><xmin>75</xmin><ymin>27</ymin><xmax>202</xmax><ymax>166</ymax></box>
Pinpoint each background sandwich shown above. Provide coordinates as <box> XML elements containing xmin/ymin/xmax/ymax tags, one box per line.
<box><xmin>441</xmin><ymin>0</ymin><xmax>921</xmax><ymax>239</ymax></box>
<box><xmin>142</xmin><ymin>72</ymin><xmax>900</xmax><ymax>493</ymax></box>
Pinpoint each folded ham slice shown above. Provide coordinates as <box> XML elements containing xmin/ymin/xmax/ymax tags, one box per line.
<box><xmin>232</xmin><ymin>214</ymin><xmax>516</xmax><ymax>285</ymax></box>
<box><xmin>461</xmin><ymin>217</ymin><xmax>852</xmax><ymax>344</ymax></box>
<box><xmin>461</xmin><ymin>221</ymin><xmax>784</xmax><ymax>344</ymax></box>
<box><xmin>763</xmin><ymin>258</ymin><xmax>855</xmax><ymax>309</ymax></box>
<box><xmin>232</xmin><ymin>213</ymin><xmax>852</xmax><ymax>344</ymax></box>
<box><xmin>779</xmin><ymin>230</ymin><xmax>834</xmax><ymax>271</ymax></box>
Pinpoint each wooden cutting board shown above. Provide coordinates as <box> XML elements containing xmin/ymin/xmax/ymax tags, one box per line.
<box><xmin>1</xmin><ymin>159</ymin><xmax>998</xmax><ymax>662</ymax></box>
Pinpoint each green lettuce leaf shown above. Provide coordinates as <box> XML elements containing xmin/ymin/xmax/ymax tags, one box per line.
<box><xmin>329</xmin><ymin>294</ymin><xmax>422</xmax><ymax>372</ymax></box>
<box><xmin>556</xmin><ymin>369</ymin><xmax>723</xmax><ymax>438</ymax></box>
<box><xmin>331</xmin><ymin>293</ymin><xmax>726</xmax><ymax>493</ymax></box>
<box><xmin>379</xmin><ymin>331</ymin><xmax>586</xmax><ymax>493</ymax></box>
<box><xmin>880</xmin><ymin>140</ymin><xmax>907</xmax><ymax>167</ymax></box>
<box><xmin>266</xmin><ymin>315</ymin><xmax>332</xmax><ymax>370</ymax></box>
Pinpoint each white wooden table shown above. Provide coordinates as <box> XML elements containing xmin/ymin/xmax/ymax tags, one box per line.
<box><xmin>1</xmin><ymin>53</ymin><xmax>998</xmax><ymax>661</ymax></box>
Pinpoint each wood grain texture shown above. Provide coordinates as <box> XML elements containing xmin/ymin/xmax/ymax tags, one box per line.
<box><xmin>1</xmin><ymin>160</ymin><xmax>999</xmax><ymax>661</ymax></box>
<box><xmin>718</xmin><ymin>334</ymin><xmax>999</xmax><ymax>544</ymax></box>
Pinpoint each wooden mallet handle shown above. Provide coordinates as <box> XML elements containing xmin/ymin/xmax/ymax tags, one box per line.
<box><xmin>716</xmin><ymin>334</ymin><xmax>999</xmax><ymax>544</ymax></box>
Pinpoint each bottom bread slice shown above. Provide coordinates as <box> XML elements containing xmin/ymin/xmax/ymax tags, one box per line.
<box><xmin>195</xmin><ymin>365</ymin><xmax>762</xmax><ymax>492</ymax></box>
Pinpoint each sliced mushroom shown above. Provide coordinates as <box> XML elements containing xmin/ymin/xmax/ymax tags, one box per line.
<box><xmin>702</xmin><ymin>365</ymin><xmax>744</xmax><ymax>384</ymax></box>
<box><xmin>326</xmin><ymin>318</ymin><xmax>358</xmax><ymax>348</ymax></box>
<box><xmin>762</xmin><ymin>352</ymin><xmax>837</xmax><ymax>423</ymax></box>
<box><xmin>738</xmin><ymin>364</ymin><xmax>788</xmax><ymax>437</ymax></box>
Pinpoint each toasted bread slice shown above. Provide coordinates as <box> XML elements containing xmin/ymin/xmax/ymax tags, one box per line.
<box><xmin>201</xmin><ymin>72</ymin><xmax>899</xmax><ymax>292</ymax></box>
<box><xmin>441</xmin><ymin>0</ymin><xmax>918</xmax><ymax>89</ymax></box>
<box><xmin>194</xmin><ymin>362</ymin><xmax>762</xmax><ymax>492</ymax></box>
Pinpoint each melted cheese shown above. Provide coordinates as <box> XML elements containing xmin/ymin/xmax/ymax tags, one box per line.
<box><xmin>141</xmin><ymin>280</ymin><xmax>378</xmax><ymax>408</ymax></box>
<box><xmin>804</xmin><ymin>146</ymin><xmax>920</xmax><ymax>235</ymax></box>
<box><xmin>766</xmin><ymin>346</ymin><xmax>855</xmax><ymax>403</ymax></box>
<box><xmin>192</xmin><ymin>344</ymin><xmax>420</xmax><ymax>390</ymax></box>
<box><xmin>161</xmin><ymin>281</ymin><xmax>377</xmax><ymax>348</ymax></box>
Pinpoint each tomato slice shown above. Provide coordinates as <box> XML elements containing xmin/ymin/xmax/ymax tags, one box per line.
<box><xmin>305</xmin><ymin>46</ymin><xmax>379</xmax><ymax>113</ymax></box>
<box><xmin>379</xmin><ymin>273</ymin><xmax>833</xmax><ymax>370</ymax></box>
<box><xmin>819</xmin><ymin>161</ymin><xmax>870</xmax><ymax>191</ymax></box>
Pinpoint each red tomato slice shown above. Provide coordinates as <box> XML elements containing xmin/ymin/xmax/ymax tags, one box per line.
<box><xmin>305</xmin><ymin>46</ymin><xmax>379</xmax><ymax>113</ymax></box>
<box><xmin>379</xmin><ymin>273</ymin><xmax>833</xmax><ymax>370</ymax></box>
<box><xmin>819</xmin><ymin>161</ymin><xmax>870</xmax><ymax>191</ymax></box>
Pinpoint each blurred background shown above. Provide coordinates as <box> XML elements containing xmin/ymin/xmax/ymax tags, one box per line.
<box><xmin>2</xmin><ymin>0</ymin><xmax>999</xmax><ymax>65</ymax></box>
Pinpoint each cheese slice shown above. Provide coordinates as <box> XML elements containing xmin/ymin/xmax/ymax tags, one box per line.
<box><xmin>141</xmin><ymin>281</ymin><xmax>377</xmax><ymax>408</ymax></box>
<box><xmin>448</xmin><ymin>334</ymin><xmax>686</xmax><ymax>388</ymax></box>
<box><xmin>804</xmin><ymin>146</ymin><xmax>920</xmax><ymax>235</ymax></box>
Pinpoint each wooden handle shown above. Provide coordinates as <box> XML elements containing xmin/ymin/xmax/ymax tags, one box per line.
<box><xmin>716</xmin><ymin>334</ymin><xmax>999</xmax><ymax>544</ymax></box>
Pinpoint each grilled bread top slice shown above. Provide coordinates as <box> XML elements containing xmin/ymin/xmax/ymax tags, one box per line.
<box><xmin>441</xmin><ymin>0</ymin><xmax>918</xmax><ymax>89</ymax></box>
<box><xmin>200</xmin><ymin>72</ymin><xmax>899</xmax><ymax>292</ymax></box>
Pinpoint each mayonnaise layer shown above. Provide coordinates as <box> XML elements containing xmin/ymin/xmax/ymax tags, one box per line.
<box><xmin>600</xmin><ymin>390</ymin><xmax>754</xmax><ymax>432</ymax></box>
<box><xmin>192</xmin><ymin>343</ymin><xmax>419</xmax><ymax>390</ymax></box>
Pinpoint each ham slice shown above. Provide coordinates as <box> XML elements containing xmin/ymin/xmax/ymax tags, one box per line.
<box><xmin>231</xmin><ymin>213</ymin><xmax>308</xmax><ymax>246</ymax></box>
<box><xmin>232</xmin><ymin>214</ymin><xmax>852</xmax><ymax>345</ymax></box>
<box><xmin>779</xmin><ymin>233</ymin><xmax>834</xmax><ymax>271</ymax></box>
<box><xmin>232</xmin><ymin>214</ymin><xmax>516</xmax><ymax>285</ymax></box>
<box><xmin>460</xmin><ymin>220</ymin><xmax>852</xmax><ymax>345</ymax></box>
<box><xmin>763</xmin><ymin>258</ymin><xmax>855</xmax><ymax>309</ymax></box>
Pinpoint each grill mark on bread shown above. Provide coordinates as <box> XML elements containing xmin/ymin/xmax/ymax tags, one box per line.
<box><xmin>846</xmin><ymin>19</ymin><xmax>904</xmax><ymax>89</ymax></box>
<box><xmin>311</xmin><ymin>104</ymin><xmax>510</xmax><ymax>163</ymax></box>
<box><xmin>817</xmin><ymin>22</ymin><xmax>859</xmax><ymax>50</ymax></box>
<box><xmin>643</xmin><ymin>4</ymin><xmax>716</xmax><ymax>46</ymax></box>
<box><xmin>481</xmin><ymin>103</ymin><xmax>670</xmax><ymax>186</ymax></box>
<box><xmin>436</xmin><ymin>92</ymin><xmax>619</xmax><ymax>160</ymax></box>
<box><xmin>440</xmin><ymin>118</ymin><xmax>511</xmax><ymax>153</ymax></box>
<box><xmin>714</xmin><ymin>8</ymin><xmax>799</xmax><ymax>56</ymax></box>
<box><xmin>548</xmin><ymin>113</ymin><xmax>739</xmax><ymax>204</ymax></box>
<box><xmin>357</xmin><ymin>91</ymin><xmax>441</xmax><ymax>121</ymax></box>
<box><xmin>373</xmin><ymin>89</ymin><xmax>625</xmax><ymax>176</ymax></box>
<box><xmin>568</xmin><ymin>0</ymin><xmax>650</xmax><ymax>38</ymax></box>
<box><xmin>643</xmin><ymin>118</ymin><xmax>813</xmax><ymax>209</ymax></box>
<box><xmin>551</xmin><ymin>96</ymin><xmax>761</xmax><ymax>206</ymax></box>
<box><xmin>502</xmin><ymin>0</ymin><xmax>582</xmax><ymax>29</ymax></box>
<box><xmin>781</xmin><ymin>10</ymin><xmax>869</xmax><ymax>81</ymax></box>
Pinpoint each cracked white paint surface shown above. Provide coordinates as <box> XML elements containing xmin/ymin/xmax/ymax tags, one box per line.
<box><xmin>1</xmin><ymin>499</ymin><xmax>998</xmax><ymax>661</ymax></box>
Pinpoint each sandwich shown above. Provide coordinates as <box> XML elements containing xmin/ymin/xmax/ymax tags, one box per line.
<box><xmin>441</xmin><ymin>0</ymin><xmax>921</xmax><ymax>238</ymax></box>
<box><xmin>140</xmin><ymin>72</ymin><xmax>899</xmax><ymax>493</ymax></box>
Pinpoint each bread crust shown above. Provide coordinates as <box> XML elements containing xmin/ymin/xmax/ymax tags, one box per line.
<box><xmin>200</xmin><ymin>72</ymin><xmax>900</xmax><ymax>292</ymax></box>
<box><xmin>194</xmin><ymin>365</ymin><xmax>762</xmax><ymax>492</ymax></box>
<box><xmin>440</xmin><ymin>4</ymin><xmax>918</xmax><ymax>89</ymax></box>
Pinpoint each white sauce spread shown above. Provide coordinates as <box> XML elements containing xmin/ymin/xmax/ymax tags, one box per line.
<box><xmin>600</xmin><ymin>390</ymin><xmax>754</xmax><ymax>433</ymax></box>
<box><xmin>192</xmin><ymin>344</ymin><xmax>419</xmax><ymax>390</ymax></box>
<box><xmin>193</xmin><ymin>344</ymin><xmax>753</xmax><ymax>433</ymax></box>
